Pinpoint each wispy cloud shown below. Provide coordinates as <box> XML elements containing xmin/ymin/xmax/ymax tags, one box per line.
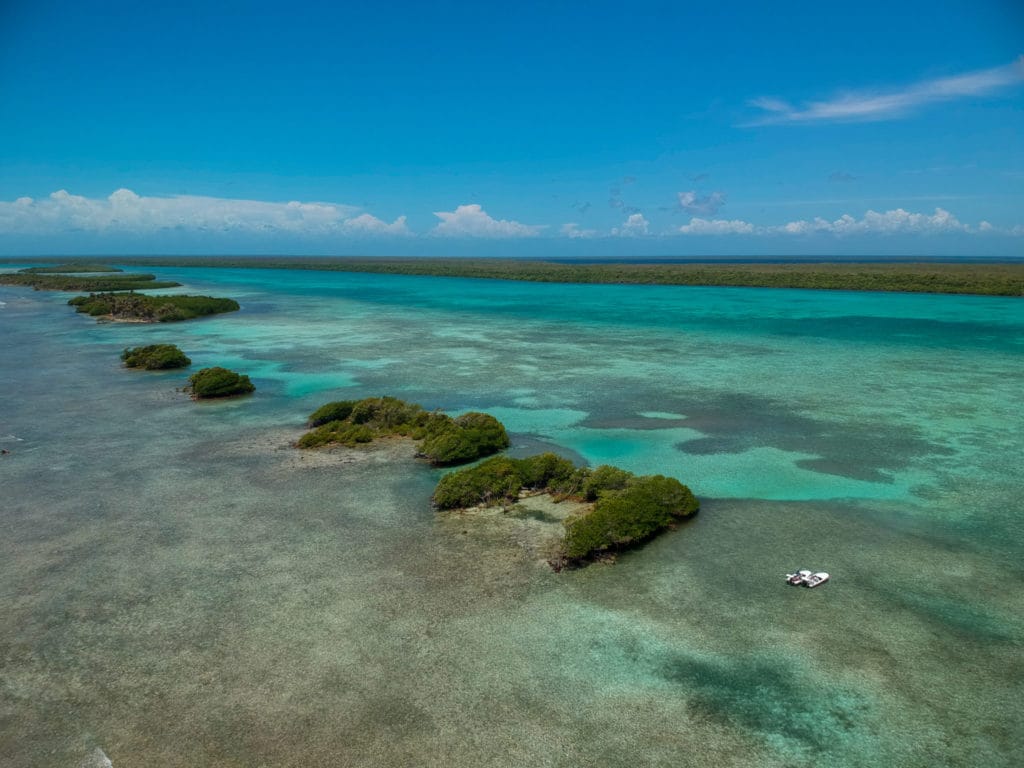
<box><xmin>679</xmin><ymin>217</ymin><xmax>754</xmax><ymax>235</ymax></box>
<box><xmin>0</xmin><ymin>188</ymin><xmax>415</xmax><ymax>236</ymax></box>
<box><xmin>678</xmin><ymin>207</ymin><xmax>1007</xmax><ymax>236</ymax></box>
<box><xmin>748</xmin><ymin>56</ymin><xmax>1024</xmax><ymax>124</ymax></box>
<box><xmin>608</xmin><ymin>186</ymin><xmax>641</xmax><ymax>215</ymax></box>
<box><xmin>678</xmin><ymin>190</ymin><xmax>727</xmax><ymax>216</ymax></box>
<box><xmin>560</xmin><ymin>222</ymin><xmax>598</xmax><ymax>239</ymax></box>
<box><xmin>431</xmin><ymin>204</ymin><xmax>543</xmax><ymax>237</ymax></box>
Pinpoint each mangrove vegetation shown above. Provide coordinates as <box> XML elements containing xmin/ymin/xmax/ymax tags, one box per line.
<box><xmin>67</xmin><ymin>293</ymin><xmax>240</xmax><ymax>322</ymax></box>
<box><xmin>20</xmin><ymin>263</ymin><xmax>123</xmax><ymax>273</ymax></box>
<box><xmin>298</xmin><ymin>396</ymin><xmax>510</xmax><ymax>466</ymax></box>
<box><xmin>186</xmin><ymin>367</ymin><xmax>255</xmax><ymax>398</ymax></box>
<box><xmin>38</xmin><ymin>256</ymin><xmax>1024</xmax><ymax>297</ymax></box>
<box><xmin>0</xmin><ymin>268</ymin><xmax>180</xmax><ymax>292</ymax></box>
<box><xmin>432</xmin><ymin>453</ymin><xmax>699</xmax><ymax>565</ymax></box>
<box><xmin>121</xmin><ymin>344</ymin><xmax>191</xmax><ymax>370</ymax></box>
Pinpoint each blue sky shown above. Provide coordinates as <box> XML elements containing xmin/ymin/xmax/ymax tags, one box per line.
<box><xmin>1</xmin><ymin>0</ymin><xmax>1022</xmax><ymax>257</ymax></box>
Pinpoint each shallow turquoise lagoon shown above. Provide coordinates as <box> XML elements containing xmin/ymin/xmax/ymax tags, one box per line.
<box><xmin>1</xmin><ymin>266</ymin><xmax>1022</xmax><ymax>767</ymax></box>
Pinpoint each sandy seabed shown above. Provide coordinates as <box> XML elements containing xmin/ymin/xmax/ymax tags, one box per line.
<box><xmin>2</xmin><ymin>270</ymin><xmax>1022</xmax><ymax>767</ymax></box>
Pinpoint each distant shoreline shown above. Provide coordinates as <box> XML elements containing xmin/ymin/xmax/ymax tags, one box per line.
<box><xmin>3</xmin><ymin>255</ymin><xmax>1023</xmax><ymax>296</ymax></box>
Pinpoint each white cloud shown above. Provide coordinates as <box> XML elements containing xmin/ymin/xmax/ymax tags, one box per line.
<box><xmin>749</xmin><ymin>55</ymin><xmax>1024</xmax><ymax>124</ymax></box>
<box><xmin>678</xmin><ymin>190</ymin><xmax>726</xmax><ymax>215</ymax></box>
<box><xmin>679</xmin><ymin>217</ymin><xmax>755</xmax><ymax>235</ymax></box>
<box><xmin>611</xmin><ymin>213</ymin><xmax>649</xmax><ymax>237</ymax></box>
<box><xmin>560</xmin><ymin>222</ymin><xmax>598</xmax><ymax>239</ymax></box>
<box><xmin>678</xmin><ymin>207</ymin><xmax>998</xmax><ymax>237</ymax></box>
<box><xmin>776</xmin><ymin>207</ymin><xmax>969</xmax><ymax>235</ymax></box>
<box><xmin>431</xmin><ymin>204</ymin><xmax>543</xmax><ymax>237</ymax></box>
<box><xmin>341</xmin><ymin>213</ymin><xmax>411</xmax><ymax>236</ymax></box>
<box><xmin>0</xmin><ymin>188</ymin><xmax>384</xmax><ymax>236</ymax></box>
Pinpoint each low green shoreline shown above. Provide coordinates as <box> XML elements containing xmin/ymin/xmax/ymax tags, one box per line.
<box><xmin>0</xmin><ymin>271</ymin><xmax>181</xmax><ymax>291</ymax></box>
<box><xmin>3</xmin><ymin>256</ymin><xmax>1023</xmax><ymax>295</ymax></box>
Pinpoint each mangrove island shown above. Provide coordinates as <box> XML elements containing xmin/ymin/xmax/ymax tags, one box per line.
<box><xmin>297</xmin><ymin>396</ymin><xmax>510</xmax><ymax>467</ymax></box>
<box><xmin>432</xmin><ymin>453</ymin><xmax>699</xmax><ymax>567</ymax></box>
<box><xmin>68</xmin><ymin>293</ymin><xmax>240</xmax><ymax>322</ymax></box>
<box><xmin>0</xmin><ymin>265</ymin><xmax>181</xmax><ymax>292</ymax></box>
<box><xmin>121</xmin><ymin>344</ymin><xmax>192</xmax><ymax>370</ymax></box>
<box><xmin>186</xmin><ymin>367</ymin><xmax>255</xmax><ymax>399</ymax></box>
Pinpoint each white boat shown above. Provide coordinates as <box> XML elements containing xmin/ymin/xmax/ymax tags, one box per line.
<box><xmin>786</xmin><ymin>569</ymin><xmax>812</xmax><ymax>586</ymax></box>
<box><xmin>804</xmin><ymin>572</ymin><xmax>830</xmax><ymax>588</ymax></box>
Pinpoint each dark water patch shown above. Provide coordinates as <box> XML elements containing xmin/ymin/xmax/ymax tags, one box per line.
<box><xmin>671</xmin><ymin>392</ymin><xmax>952</xmax><ymax>476</ymax></box>
<box><xmin>580</xmin><ymin>415</ymin><xmax>690</xmax><ymax>431</ymax></box>
<box><xmin>658</xmin><ymin>651</ymin><xmax>871</xmax><ymax>755</ymax></box>
<box><xmin>885</xmin><ymin>590</ymin><xmax>1024</xmax><ymax>645</ymax></box>
<box><xmin>794</xmin><ymin>457</ymin><xmax>894</xmax><ymax>483</ymax></box>
<box><xmin>753</xmin><ymin>314</ymin><xmax>1024</xmax><ymax>353</ymax></box>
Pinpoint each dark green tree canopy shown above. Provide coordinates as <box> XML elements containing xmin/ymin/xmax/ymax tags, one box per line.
<box><xmin>121</xmin><ymin>344</ymin><xmax>191</xmax><ymax>370</ymax></box>
<box><xmin>297</xmin><ymin>397</ymin><xmax>510</xmax><ymax>467</ymax></box>
<box><xmin>187</xmin><ymin>367</ymin><xmax>255</xmax><ymax>399</ymax></box>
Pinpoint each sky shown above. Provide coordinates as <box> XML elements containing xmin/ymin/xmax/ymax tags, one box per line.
<box><xmin>0</xmin><ymin>0</ymin><xmax>1022</xmax><ymax>258</ymax></box>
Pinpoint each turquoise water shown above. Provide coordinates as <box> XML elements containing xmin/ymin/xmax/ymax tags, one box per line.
<box><xmin>1</xmin><ymin>266</ymin><xmax>1022</xmax><ymax>766</ymax></box>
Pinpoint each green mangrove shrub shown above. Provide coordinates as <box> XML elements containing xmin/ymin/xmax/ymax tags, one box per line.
<box><xmin>432</xmin><ymin>456</ymin><xmax>699</xmax><ymax>564</ymax></box>
<box><xmin>21</xmin><ymin>263</ymin><xmax>122</xmax><ymax>273</ymax></box>
<box><xmin>0</xmin><ymin>272</ymin><xmax>180</xmax><ymax>291</ymax></box>
<box><xmin>296</xmin><ymin>397</ymin><xmax>510</xmax><ymax>466</ymax></box>
<box><xmin>67</xmin><ymin>293</ymin><xmax>239</xmax><ymax>322</ymax></box>
<box><xmin>581</xmin><ymin>464</ymin><xmax>633</xmax><ymax>501</ymax></box>
<box><xmin>307</xmin><ymin>400</ymin><xmax>357</xmax><ymax>427</ymax></box>
<box><xmin>431</xmin><ymin>453</ymin><xmax>585</xmax><ymax>510</ymax></box>
<box><xmin>121</xmin><ymin>344</ymin><xmax>191</xmax><ymax>370</ymax></box>
<box><xmin>432</xmin><ymin>456</ymin><xmax>527</xmax><ymax>509</ymax></box>
<box><xmin>187</xmin><ymin>367</ymin><xmax>255</xmax><ymax>399</ymax></box>
<box><xmin>562</xmin><ymin>475</ymin><xmax>699</xmax><ymax>560</ymax></box>
<box><xmin>418</xmin><ymin>412</ymin><xmax>510</xmax><ymax>466</ymax></box>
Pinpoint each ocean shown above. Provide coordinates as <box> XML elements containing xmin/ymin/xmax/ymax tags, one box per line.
<box><xmin>1</xmin><ymin>264</ymin><xmax>1022</xmax><ymax>767</ymax></box>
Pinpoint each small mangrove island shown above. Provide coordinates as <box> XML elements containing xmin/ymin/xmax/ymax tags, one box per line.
<box><xmin>432</xmin><ymin>453</ymin><xmax>699</xmax><ymax>566</ymax></box>
<box><xmin>186</xmin><ymin>367</ymin><xmax>255</xmax><ymax>399</ymax></box>
<box><xmin>19</xmin><ymin>263</ymin><xmax>123</xmax><ymax>274</ymax></box>
<box><xmin>297</xmin><ymin>396</ymin><xmax>510</xmax><ymax>467</ymax></box>
<box><xmin>121</xmin><ymin>344</ymin><xmax>192</xmax><ymax>370</ymax></box>
<box><xmin>68</xmin><ymin>293</ymin><xmax>240</xmax><ymax>322</ymax></box>
<box><xmin>0</xmin><ymin>265</ymin><xmax>180</xmax><ymax>292</ymax></box>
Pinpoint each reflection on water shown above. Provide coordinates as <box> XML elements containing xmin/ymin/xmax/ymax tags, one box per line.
<box><xmin>1</xmin><ymin>268</ymin><xmax>1022</xmax><ymax>767</ymax></box>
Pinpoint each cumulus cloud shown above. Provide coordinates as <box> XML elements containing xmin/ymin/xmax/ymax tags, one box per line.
<box><xmin>828</xmin><ymin>171</ymin><xmax>857</xmax><ymax>183</ymax></box>
<box><xmin>431</xmin><ymin>204</ymin><xmax>543</xmax><ymax>237</ymax></box>
<box><xmin>341</xmin><ymin>213</ymin><xmax>411</xmax><ymax>236</ymax></box>
<box><xmin>777</xmin><ymin>207</ymin><xmax>969</xmax><ymax>235</ymax></box>
<box><xmin>678</xmin><ymin>190</ymin><xmax>727</xmax><ymax>216</ymax></box>
<box><xmin>0</xmin><ymin>188</ymin><xmax>418</xmax><ymax>237</ymax></box>
<box><xmin>679</xmin><ymin>217</ymin><xmax>755</xmax><ymax>235</ymax></box>
<box><xmin>611</xmin><ymin>213</ymin><xmax>649</xmax><ymax>237</ymax></box>
<box><xmin>679</xmin><ymin>207</ymin><xmax>988</xmax><ymax>236</ymax></box>
<box><xmin>749</xmin><ymin>55</ymin><xmax>1024</xmax><ymax>124</ymax></box>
